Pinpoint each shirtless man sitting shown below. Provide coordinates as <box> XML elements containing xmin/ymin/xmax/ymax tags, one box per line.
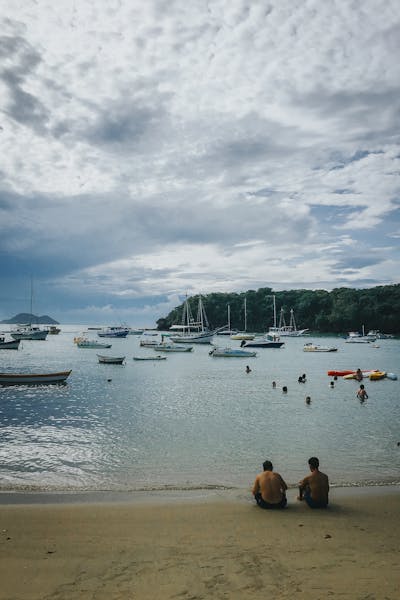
<box><xmin>298</xmin><ymin>456</ymin><xmax>329</xmax><ymax>508</ymax></box>
<box><xmin>252</xmin><ymin>460</ymin><xmax>288</xmax><ymax>509</ymax></box>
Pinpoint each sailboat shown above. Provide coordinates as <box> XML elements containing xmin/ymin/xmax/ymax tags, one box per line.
<box><xmin>217</xmin><ymin>304</ymin><xmax>238</xmax><ymax>336</ymax></box>
<box><xmin>230</xmin><ymin>298</ymin><xmax>255</xmax><ymax>340</ymax></box>
<box><xmin>10</xmin><ymin>279</ymin><xmax>48</xmax><ymax>341</ymax></box>
<box><xmin>268</xmin><ymin>297</ymin><xmax>309</xmax><ymax>337</ymax></box>
<box><xmin>169</xmin><ymin>295</ymin><xmax>215</xmax><ymax>344</ymax></box>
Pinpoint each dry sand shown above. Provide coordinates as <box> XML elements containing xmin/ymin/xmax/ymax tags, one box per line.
<box><xmin>0</xmin><ymin>487</ymin><xmax>399</xmax><ymax>600</ymax></box>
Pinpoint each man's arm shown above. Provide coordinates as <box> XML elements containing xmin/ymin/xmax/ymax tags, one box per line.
<box><xmin>252</xmin><ymin>475</ymin><xmax>260</xmax><ymax>496</ymax></box>
<box><xmin>279</xmin><ymin>475</ymin><xmax>288</xmax><ymax>491</ymax></box>
<box><xmin>297</xmin><ymin>475</ymin><xmax>309</xmax><ymax>500</ymax></box>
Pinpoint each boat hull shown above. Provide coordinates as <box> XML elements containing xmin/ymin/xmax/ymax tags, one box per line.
<box><xmin>169</xmin><ymin>332</ymin><xmax>214</xmax><ymax>344</ymax></box>
<box><xmin>0</xmin><ymin>339</ymin><xmax>21</xmax><ymax>349</ymax></box>
<box><xmin>97</xmin><ymin>355</ymin><xmax>125</xmax><ymax>364</ymax></box>
<box><xmin>0</xmin><ymin>370</ymin><xmax>71</xmax><ymax>385</ymax></box>
<box><xmin>11</xmin><ymin>330</ymin><xmax>48</xmax><ymax>340</ymax></box>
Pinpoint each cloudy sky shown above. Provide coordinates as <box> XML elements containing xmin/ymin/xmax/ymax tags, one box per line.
<box><xmin>0</xmin><ymin>0</ymin><xmax>399</xmax><ymax>326</ymax></box>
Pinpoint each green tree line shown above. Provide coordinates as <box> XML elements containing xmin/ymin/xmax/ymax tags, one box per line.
<box><xmin>156</xmin><ymin>284</ymin><xmax>400</xmax><ymax>334</ymax></box>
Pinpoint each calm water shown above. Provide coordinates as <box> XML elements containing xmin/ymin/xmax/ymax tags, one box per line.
<box><xmin>0</xmin><ymin>326</ymin><xmax>399</xmax><ymax>491</ymax></box>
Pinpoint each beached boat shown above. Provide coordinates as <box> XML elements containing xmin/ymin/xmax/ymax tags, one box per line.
<box><xmin>0</xmin><ymin>370</ymin><xmax>71</xmax><ymax>385</ymax></box>
<box><xmin>133</xmin><ymin>355</ymin><xmax>167</xmax><ymax>361</ymax></box>
<box><xmin>0</xmin><ymin>337</ymin><xmax>21</xmax><ymax>349</ymax></box>
<box><xmin>97</xmin><ymin>354</ymin><xmax>125</xmax><ymax>364</ymax></box>
<box><xmin>98</xmin><ymin>326</ymin><xmax>129</xmax><ymax>338</ymax></box>
<box><xmin>303</xmin><ymin>343</ymin><xmax>338</xmax><ymax>352</ymax></box>
<box><xmin>209</xmin><ymin>346</ymin><xmax>257</xmax><ymax>357</ymax></box>
<box><xmin>169</xmin><ymin>295</ymin><xmax>215</xmax><ymax>344</ymax></box>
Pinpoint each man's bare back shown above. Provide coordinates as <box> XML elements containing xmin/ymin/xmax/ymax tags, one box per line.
<box><xmin>298</xmin><ymin>457</ymin><xmax>329</xmax><ymax>508</ymax></box>
<box><xmin>252</xmin><ymin>460</ymin><xmax>288</xmax><ymax>508</ymax></box>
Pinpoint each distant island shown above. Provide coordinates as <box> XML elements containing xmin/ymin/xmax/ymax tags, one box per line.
<box><xmin>0</xmin><ymin>313</ymin><xmax>59</xmax><ymax>325</ymax></box>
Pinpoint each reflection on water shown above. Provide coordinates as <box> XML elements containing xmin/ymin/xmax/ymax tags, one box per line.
<box><xmin>0</xmin><ymin>326</ymin><xmax>399</xmax><ymax>490</ymax></box>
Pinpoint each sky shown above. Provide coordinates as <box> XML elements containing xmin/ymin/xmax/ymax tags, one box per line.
<box><xmin>0</xmin><ymin>0</ymin><xmax>399</xmax><ymax>326</ymax></box>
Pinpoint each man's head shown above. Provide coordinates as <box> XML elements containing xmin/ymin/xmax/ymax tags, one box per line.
<box><xmin>263</xmin><ymin>460</ymin><xmax>273</xmax><ymax>471</ymax></box>
<box><xmin>308</xmin><ymin>456</ymin><xmax>319</xmax><ymax>471</ymax></box>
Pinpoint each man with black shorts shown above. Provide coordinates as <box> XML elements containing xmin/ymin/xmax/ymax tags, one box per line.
<box><xmin>252</xmin><ymin>460</ymin><xmax>288</xmax><ymax>509</ymax></box>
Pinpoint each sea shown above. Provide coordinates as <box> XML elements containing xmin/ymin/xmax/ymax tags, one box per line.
<box><xmin>0</xmin><ymin>326</ymin><xmax>399</xmax><ymax>493</ymax></box>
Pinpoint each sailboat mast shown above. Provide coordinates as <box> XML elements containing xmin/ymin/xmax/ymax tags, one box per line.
<box><xmin>227</xmin><ymin>304</ymin><xmax>231</xmax><ymax>330</ymax></box>
<box><xmin>244</xmin><ymin>297</ymin><xmax>247</xmax><ymax>332</ymax></box>
<box><xmin>273</xmin><ymin>295</ymin><xmax>277</xmax><ymax>328</ymax></box>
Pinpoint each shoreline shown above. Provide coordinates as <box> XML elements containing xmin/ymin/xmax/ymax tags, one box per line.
<box><xmin>0</xmin><ymin>487</ymin><xmax>399</xmax><ymax>599</ymax></box>
<box><xmin>0</xmin><ymin>482</ymin><xmax>399</xmax><ymax>506</ymax></box>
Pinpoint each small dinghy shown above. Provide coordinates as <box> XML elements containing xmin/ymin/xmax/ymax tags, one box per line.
<box><xmin>97</xmin><ymin>355</ymin><xmax>125</xmax><ymax>364</ymax></box>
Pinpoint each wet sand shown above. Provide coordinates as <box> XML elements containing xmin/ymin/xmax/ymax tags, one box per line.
<box><xmin>0</xmin><ymin>486</ymin><xmax>399</xmax><ymax>599</ymax></box>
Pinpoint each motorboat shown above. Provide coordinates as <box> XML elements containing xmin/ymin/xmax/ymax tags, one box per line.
<box><xmin>153</xmin><ymin>342</ymin><xmax>193</xmax><ymax>352</ymax></box>
<box><xmin>367</xmin><ymin>330</ymin><xmax>394</xmax><ymax>339</ymax></box>
<box><xmin>0</xmin><ymin>370</ymin><xmax>71</xmax><ymax>385</ymax></box>
<box><xmin>74</xmin><ymin>335</ymin><xmax>112</xmax><ymax>349</ymax></box>
<box><xmin>303</xmin><ymin>343</ymin><xmax>338</xmax><ymax>352</ymax></box>
<box><xmin>0</xmin><ymin>337</ymin><xmax>21</xmax><ymax>349</ymax></box>
<box><xmin>97</xmin><ymin>354</ymin><xmax>125</xmax><ymax>364</ymax></box>
<box><xmin>345</xmin><ymin>327</ymin><xmax>376</xmax><ymax>343</ymax></box>
<box><xmin>242</xmin><ymin>333</ymin><xmax>284</xmax><ymax>349</ymax></box>
<box><xmin>209</xmin><ymin>346</ymin><xmax>257</xmax><ymax>357</ymax></box>
<box><xmin>97</xmin><ymin>326</ymin><xmax>129</xmax><ymax>338</ymax></box>
<box><xmin>46</xmin><ymin>325</ymin><xmax>61</xmax><ymax>334</ymax></box>
<box><xmin>169</xmin><ymin>295</ymin><xmax>215</xmax><ymax>344</ymax></box>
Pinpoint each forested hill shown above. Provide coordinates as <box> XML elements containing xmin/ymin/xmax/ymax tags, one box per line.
<box><xmin>156</xmin><ymin>284</ymin><xmax>400</xmax><ymax>334</ymax></box>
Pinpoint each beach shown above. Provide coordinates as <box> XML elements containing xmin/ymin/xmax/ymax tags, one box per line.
<box><xmin>0</xmin><ymin>486</ymin><xmax>399</xmax><ymax>599</ymax></box>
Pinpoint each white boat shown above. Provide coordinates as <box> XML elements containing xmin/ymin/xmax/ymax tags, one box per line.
<box><xmin>303</xmin><ymin>343</ymin><xmax>338</xmax><ymax>352</ymax></box>
<box><xmin>0</xmin><ymin>370</ymin><xmax>71</xmax><ymax>385</ymax></box>
<box><xmin>0</xmin><ymin>337</ymin><xmax>21</xmax><ymax>349</ymax></box>
<box><xmin>216</xmin><ymin>305</ymin><xmax>238</xmax><ymax>336</ymax></box>
<box><xmin>10</xmin><ymin>279</ymin><xmax>49</xmax><ymax>340</ymax></box>
<box><xmin>10</xmin><ymin>325</ymin><xmax>48</xmax><ymax>340</ymax></box>
<box><xmin>268</xmin><ymin>297</ymin><xmax>309</xmax><ymax>337</ymax></box>
<box><xmin>97</xmin><ymin>354</ymin><xmax>125</xmax><ymax>364</ymax></box>
<box><xmin>98</xmin><ymin>326</ymin><xmax>129</xmax><ymax>338</ymax></box>
<box><xmin>139</xmin><ymin>339</ymin><xmax>159</xmax><ymax>347</ymax></box>
<box><xmin>46</xmin><ymin>325</ymin><xmax>61</xmax><ymax>334</ymax></box>
<box><xmin>230</xmin><ymin>298</ymin><xmax>255</xmax><ymax>340</ymax></box>
<box><xmin>367</xmin><ymin>330</ymin><xmax>394</xmax><ymax>339</ymax></box>
<box><xmin>345</xmin><ymin>327</ymin><xmax>376</xmax><ymax>343</ymax></box>
<box><xmin>153</xmin><ymin>342</ymin><xmax>193</xmax><ymax>352</ymax></box>
<box><xmin>74</xmin><ymin>335</ymin><xmax>112</xmax><ymax>349</ymax></box>
<box><xmin>209</xmin><ymin>346</ymin><xmax>257</xmax><ymax>357</ymax></box>
<box><xmin>133</xmin><ymin>355</ymin><xmax>167</xmax><ymax>361</ymax></box>
<box><xmin>169</xmin><ymin>295</ymin><xmax>215</xmax><ymax>344</ymax></box>
<box><xmin>242</xmin><ymin>333</ymin><xmax>284</xmax><ymax>349</ymax></box>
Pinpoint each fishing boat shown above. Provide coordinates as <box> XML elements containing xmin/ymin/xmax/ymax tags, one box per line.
<box><xmin>169</xmin><ymin>295</ymin><xmax>215</xmax><ymax>344</ymax></box>
<box><xmin>303</xmin><ymin>343</ymin><xmax>338</xmax><ymax>352</ymax></box>
<box><xmin>0</xmin><ymin>370</ymin><xmax>71</xmax><ymax>385</ymax></box>
<box><xmin>153</xmin><ymin>342</ymin><xmax>193</xmax><ymax>352</ymax></box>
<box><xmin>133</xmin><ymin>355</ymin><xmax>167</xmax><ymax>361</ymax></box>
<box><xmin>74</xmin><ymin>335</ymin><xmax>112</xmax><ymax>349</ymax></box>
<box><xmin>230</xmin><ymin>297</ymin><xmax>255</xmax><ymax>340</ymax></box>
<box><xmin>0</xmin><ymin>337</ymin><xmax>21</xmax><ymax>349</ymax></box>
<box><xmin>98</xmin><ymin>326</ymin><xmax>129</xmax><ymax>338</ymax></box>
<box><xmin>97</xmin><ymin>354</ymin><xmax>125</xmax><ymax>364</ymax></box>
<box><xmin>209</xmin><ymin>346</ymin><xmax>257</xmax><ymax>357</ymax></box>
<box><xmin>268</xmin><ymin>296</ymin><xmax>308</xmax><ymax>337</ymax></box>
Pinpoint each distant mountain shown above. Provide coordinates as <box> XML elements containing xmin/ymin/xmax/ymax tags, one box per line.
<box><xmin>0</xmin><ymin>313</ymin><xmax>59</xmax><ymax>325</ymax></box>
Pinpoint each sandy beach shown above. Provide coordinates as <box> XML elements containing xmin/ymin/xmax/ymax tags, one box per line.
<box><xmin>0</xmin><ymin>487</ymin><xmax>399</xmax><ymax>600</ymax></box>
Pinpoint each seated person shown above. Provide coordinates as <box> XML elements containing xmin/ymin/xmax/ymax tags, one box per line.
<box><xmin>298</xmin><ymin>456</ymin><xmax>329</xmax><ymax>508</ymax></box>
<box><xmin>252</xmin><ymin>460</ymin><xmax>288</xmax><ymax>509</ymax></box>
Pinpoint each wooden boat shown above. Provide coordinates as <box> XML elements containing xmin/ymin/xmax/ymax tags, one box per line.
<box><xmin>169</xmin><ymin>296</ymin><xmax>215</xmax><ymax>344</ymax></box>
<box><xmin>0</xmin><ymin>338</ymin><xmax>21</xmax><ymax>350</ymax></box>
<box><xmin>133</xmin><ymin>355</ymin><xmax>167</xmax><ymax>361</ymax></box>
<box><xmin>97</xmin><ymin>355</ymin><xmax>125</xmax><ymax>364</ymax></box>
<box><xmin>0</xmin><ymin>370</ymin><xmax>71</xmax><ymax>385</ymax></box>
